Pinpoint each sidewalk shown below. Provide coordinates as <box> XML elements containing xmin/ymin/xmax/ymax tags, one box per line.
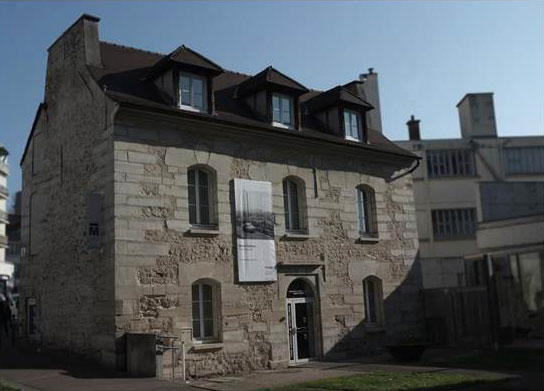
<box><xmin>0</xmin><ymin>334</ymin><xmax>196</xmax><ymax>391</ymax></box>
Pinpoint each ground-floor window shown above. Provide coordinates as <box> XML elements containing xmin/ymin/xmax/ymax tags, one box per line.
<box><xmin>26</xmin><ymin>298</ymin><xmax>37</xmax><ymax>336</ymax></box>
<box><xmin>192</xmin><ymin>281</ymin><xmax>219</xmax><ymax>341</ymax></box>
<box><xmin>363</xmin><ymin>276</ymin><xmax>383</xmax><ymax>325</ymax></box>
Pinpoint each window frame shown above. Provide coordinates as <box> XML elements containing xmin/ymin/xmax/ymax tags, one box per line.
<box><xmin>343</xmin><ymin>109</ymin><xmax>361</xmax><ymax>142</ymax></box>
<box><xmin>271</xmin><ymin>93</ymin><xmax>294</xmax><ymax>129</ymax></box>
<box><xmin>191</xmin><ymin>281</ymin><xmax>220</xmax><ymax>342</ymax></box>
<box><xmin>179</xmin><ymin>72</ymin><xmax>208</xmax><ymax>113</ymax></box>
<box><xmin>503</xmin><ymin>146</ymin><xmax>544</xmax><ymax>175</ymax></box>
<box><xmin>431</xmin><ymin>208</ymin><xmax>476</xmax><ymax>241</ymax></box>
<box><xmin>356</xmin><ymin>185</ymin><xmax>378</xmax><ymax>238</ymax></box>
<box><xmin>187</xmin><ymin>166</ymin><xmax>217</xmax><ymax>229</ymax></box>
<box><xmin>283</xmin><ymin>177</ymin><xmax>307</xmax><ymax>234</ymax></box>
<box><xmin>363</xmin><ymin>276</ymin><xmax>383</xmax><ymax>325</ymax></box>
<box><xmin>426</xmin><ymin>149</ymin><xmax>475</xmax><ymax>178</ymax></box>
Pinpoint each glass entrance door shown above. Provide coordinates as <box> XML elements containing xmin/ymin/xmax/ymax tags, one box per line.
<box><xmin>287</xmin><ymin>298</ymin><xmax>314</xmax><ymax>363</ymax></box>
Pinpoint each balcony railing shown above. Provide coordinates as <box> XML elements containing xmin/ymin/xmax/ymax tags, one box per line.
<box><xmin>0</xmin><ymin>161</ymin><xmax>8</xmax><ymax>176</ymax></box>
<box><xmin>0</xmin><ymin>210</ymin><xmax>7</xmax><ymax>223</ymax></box>
<box><xmin>0</xmin><ymin>185</ymin><xmax>7</xmax><ymax>199</ymax></box>
<box><xmin>0</xmin><ymin>235</ymin><xmax>8</xmax><ymax>248</ymax></box>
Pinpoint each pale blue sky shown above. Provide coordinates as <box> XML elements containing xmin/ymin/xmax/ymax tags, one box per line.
<box><xmin>1</xmin><ymin>1</ymin><xmax>542</xmax><ymax>207</ymax></box>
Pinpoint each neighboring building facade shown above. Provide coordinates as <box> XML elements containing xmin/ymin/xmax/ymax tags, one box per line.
<box><xmin>0</xmin><ymin>144</ymin><xmax>11</xmax><ymax>296</ymax></box>
<box><xmin>7</xmin><ymin>192</ymin><xmax>22</xmax><ymax>298</ymax></box>
<box><xmin>20</xmin><ymin>15</ymin><xmax>423</xmax><ymax>377</ymax></box>
<box><xmin>395</xmin><ymin>93</ymin><xmax>544</xmax><ymax>344</ymax></box>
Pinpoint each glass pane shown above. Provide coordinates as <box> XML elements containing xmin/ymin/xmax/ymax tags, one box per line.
<box><xmin>193</xmin><ymin>320</ymin><xmax>201</xmax><ymax>338</ymax></box>
<box><xmin>202</xmin><ymin>284</ymin><xmax>213</xmax><ymax>301</ymax></box>
<box><xmin>288</xmin><ymin>181</ymin><xmax>299</xmax><ymax>229</ymax></box>
<box><xmin>193</xmin><ymin>78</ymin><xmax>204</xmax><ymax>109</ymax></box>
<box><xmin>203</xmin><ymin>301</ymin><xmax>213</xmax><ymax>319</ymax></box>
<box><xmin>272</xmin><ymin>95</ymin><xmax>281</xmax><ymax>122</ymax></box>
<box><xmin>283</xmin><ymin>181</ymin><xmax>290</xmax><ymax>229</ymax></box>
<box><xmin>189</xmin><ymin>205</ymin><xmax>197</xmax><ymax>224</ymax></box>
<box><xmin>192</xmin><ymin>299</ymin><xmax>200</xmax><ymax>319</ymax></box>
<box><xmin>343</xmin><ymin>111</ymin><xmax>350</xmax><ymax>136</ymax></box>
<box><xmin>281</xmin><ymin>97</ymin><xmax>291</xmax><ymax>124</ymax></box>
<box><xmin>180</xmin><ymin>75</ymin><xmax>191</xmax><ymax>105</ymax></box>
<box><xmin>192</xmin><ymin>284</ymin><xmax>199</xmax><ymax>301</ymax></box>
<box><xmin>199</xmin><ymin>205</ymin><xmax>210</xmax><ymax>225</ymax></box>
<box><xmin>350</xmin><ymin>113</ymin><xmax>359</xmax><ymax>139</ymax></box>
<box><xmin>204</xmin><ymin>319</ymin><xmax>214</xmax><ymax>337</ymax></box>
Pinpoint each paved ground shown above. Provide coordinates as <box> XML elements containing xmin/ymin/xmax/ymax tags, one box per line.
<box><xmin>1</xmin><ymin>330</ymin><xmax>541</xmax><ymax>391</ymax></box>
<box><xmin>0</xmin><ymin>332</ymin><xmax>196</xmax><ymax>391</ymax></box>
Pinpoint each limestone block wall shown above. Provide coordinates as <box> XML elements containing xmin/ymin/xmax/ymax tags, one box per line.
<box><xmin>113</xmin><ymin>111</ymin><xmax>422</xmax><ymax>377</ymax></box>
<box><xmin>19</xmin><ymin>18</ymin><xmax>117</xmax><ymax>365</ymax></box>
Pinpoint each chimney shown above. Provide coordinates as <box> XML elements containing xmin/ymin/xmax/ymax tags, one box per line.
<box><xmin>407</xmin><ymin>115</ymin><xmax>421</xmax><ymax>141</ymax></box>
<box><xmin>456</xmin><ymin>93</ymin><xmax>497</xmax><ymax>139</ymax></box>
<box><xmin>45</xmin><ymin>14</ymin><xmax>101</xmax><ymax>101</ymax></box>
<box><xmin>359</xmin><ymin>68</ymin><xmax>383</xmax><ymax>133</ymax></box>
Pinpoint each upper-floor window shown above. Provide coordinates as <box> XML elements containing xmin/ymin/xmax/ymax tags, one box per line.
<box><xmin>427</xmin><ymin>149</ymin><xmax>474</xmax><ymax>178</ymax></box>
<box><xmin>343</xmin><ymin>109</ymin><xmax>361</xmax><ymax>141</ymax></box>
<box><xmin>283</xmin><ymin>177</ymin><xmax>306</xmax><ymax>233</ymax></box>
<box><xmin>179</xmin><ymin>72</ymin><xmax>207</xmax><ymax>112</ymax></box>
<box><xmin>356</xmin><ymin>185</ymin><xmax>378</xmax><ymax>238</ymax></box>
<box><xmin>188</xmin><ymin>166</ymin><xmax>216</xmax><ymax>229</ymax></box>
<box><xmin>432</xmin><ymin>208</ymin><xmax>476</xmax><ymax>240</ymax></box>
<box><xmin>272</xmin><ymin>93</ymin><xmax>293</xmax><ymax>128</ymax></box>
<box><xmin>504</xmin><ymin>147</ymin><xmax>544</xmax><ymax>175</ymax></box>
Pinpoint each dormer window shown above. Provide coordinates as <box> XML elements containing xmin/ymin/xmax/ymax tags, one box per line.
<box><xmin>179</xmin><ymin>72</ymin><xmax>208</xmax><ymax>112</ymax></box>
<box><xmin>343</xmin><ymin>109</ymin><xmax>361</xmax><ymax>141</ymax></box>
<box><xmin>272</xmin><ymin>93</ymin><xmax>294</xmax><ymax>128</ymax></box>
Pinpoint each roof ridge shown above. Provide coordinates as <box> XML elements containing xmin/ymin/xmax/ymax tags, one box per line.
<box><xmin>100</xmin><ymin>40</ymin><xmax>165</xmax><ymax>57</ymax></box>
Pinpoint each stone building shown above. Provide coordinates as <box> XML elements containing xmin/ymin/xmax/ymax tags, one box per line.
<box><xmin>395</xmin><ymin>94</ymin><xmax>544</xmax><ymax>345</ymax></box>
<box><xmin>20</xmin><ymin>15</ymin><xmax>422</xmax><ymax>377</ymax></box>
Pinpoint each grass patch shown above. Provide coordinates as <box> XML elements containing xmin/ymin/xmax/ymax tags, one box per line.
<box><xmin>428</xmin><ymin>348</ymin><xmax>542</xmax><ymax>372</ymax></box>
<box><xmin>263</xmin><ymin>371</ymin><xmax>500</xmax><ymax>391</ymax></box>
<box><xmin>0</xmin><ymin>383</ymin><xmax>19</xmax><ymax>391</ymax></box>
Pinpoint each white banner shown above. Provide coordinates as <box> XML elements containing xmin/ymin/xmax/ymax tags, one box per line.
<box><xmin>234</xmin><ymin>179</ymin><xmax>277</xmax><ymax>282</ymax></box>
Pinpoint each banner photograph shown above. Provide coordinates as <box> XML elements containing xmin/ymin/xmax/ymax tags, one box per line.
<box><xmin>234</xmin><ymin>179</ymin><xmax>277</xmax><ymax>282</ymax></box>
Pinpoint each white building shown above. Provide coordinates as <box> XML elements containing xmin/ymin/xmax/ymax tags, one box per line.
<box><xmin>395</xmin><ymin>93</ymin><xmax>544</xmax><ymax>343</ymax></box>
<box><xmin>0</xmin><ymin>144</ymin><xmax>11</xmax><ymax>295</ymax></box>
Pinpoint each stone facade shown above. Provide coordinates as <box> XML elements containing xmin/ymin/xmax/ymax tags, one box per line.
<box><xmin>20</xmin><ymin>15</ymin><xmax>424</xmax><ymax>378</ymax></box>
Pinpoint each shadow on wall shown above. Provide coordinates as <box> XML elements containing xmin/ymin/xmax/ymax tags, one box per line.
<box><xmin>325</xmin><ymin>254</ymin><xmax>426</xmax><ymax>359</ymax></box>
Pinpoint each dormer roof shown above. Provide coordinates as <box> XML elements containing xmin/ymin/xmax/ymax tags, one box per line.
<box><xmin>305</xmin><ymin>85</ymin><xmax>374</xmax><ymax>114</ymax></box>
<box><xmin>237</xmin><ymin>66</ymin><xmax>308</xmax><ymax>97</ymax></box>
<box><xmin>146</xmin><ymin>44</ymin><xmax>224</xmax><ymax>80</ymax></box>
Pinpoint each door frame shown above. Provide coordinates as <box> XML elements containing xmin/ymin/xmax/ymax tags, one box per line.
<box><xmin>286</xmin><ymin>296</ymin><xmax>315</xmax><ymax>364</ymax></box>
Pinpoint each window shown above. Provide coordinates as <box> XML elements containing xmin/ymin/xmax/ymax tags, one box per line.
<box><xmin>426</xmin><ymin>149</ymin><xmax>474</xmax><ymax>178</ymax></box>
<box><xmin>432</xmin><ymin>208</ymin><xmax>476</xmax><ymax>240</ymax></box>
<box><xmin>356</xmin><ymin>185</ymin><xmax>377</xmax><ymax>237</ymax></box>
<box><xmin>343</xmin><ymin>110</ymin><xmax>361</xmax><ymax>141</ymax></box>
<box><xmin>179</xmin><ymin>73</ymin><xmax>207</xmax><ymax>112</ymax></box>
<box><xmin>272</xmin><ymin>94</ymin><xmax>293</xmax><ymax>127</ymax></box>
<box><xmin>363</xmin><ymin>276</ymin><xmax>383</xmax><ymax>324</ymax></box>
<box><xmin>27</xmin><ymin>298</ymin><xmax>37</xmax><ymax>336</ymax></box>
<box><xmin>192</xmin><ymin>281</ymin><xmax>218</xmax><ymax>341</ymax></box>
<box><xmin>188</xmin><ymin>166</ymin><xmax>216</xmax><ymax>228</ymax></box>
<box><xmin>283</xmin><ymin>178</ymin><xmax>306</xmax><ymax>233</ymax></box>
<box><xmin>504</xmin><ymin>147</ymin><xmax>544</xmax><ymax>175</ymax></box>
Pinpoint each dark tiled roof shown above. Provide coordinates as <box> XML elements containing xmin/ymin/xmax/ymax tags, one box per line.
<box><xmin>146</xmin><ymin>45</ymin><xmax>224</xmax><ymax>80</ymax></box>
<box><xmin>88</xmin><ymin>42</ymin><xmax>416</xmax><ymax>161</ymax></box>
<box><xmin>305</xmin><ymin>85</ymin><xmax>373</xmax><ymax>113</ymax></box>
<box><xmin>237</xmin><ymin>66</ymin><xmax>308</xmax><ymax>97</ymax></box>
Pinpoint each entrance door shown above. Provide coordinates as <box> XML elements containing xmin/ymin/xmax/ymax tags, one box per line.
<box><xmin>286</xmin><ymin>279</ymin><xmax>315</xmax><ymax>364</ymax></box>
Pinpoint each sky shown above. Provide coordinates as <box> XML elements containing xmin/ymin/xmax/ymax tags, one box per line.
<box><xmin>0</xmin><ymin>1</ymin><xmax>542</xmax><ymax>208</ymax></box>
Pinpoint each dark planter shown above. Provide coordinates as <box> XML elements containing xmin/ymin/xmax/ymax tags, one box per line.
<box><xmin>386</xmin><ymin>343</ymin><xmax>429</xmax><ymax>362</ymax></box>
